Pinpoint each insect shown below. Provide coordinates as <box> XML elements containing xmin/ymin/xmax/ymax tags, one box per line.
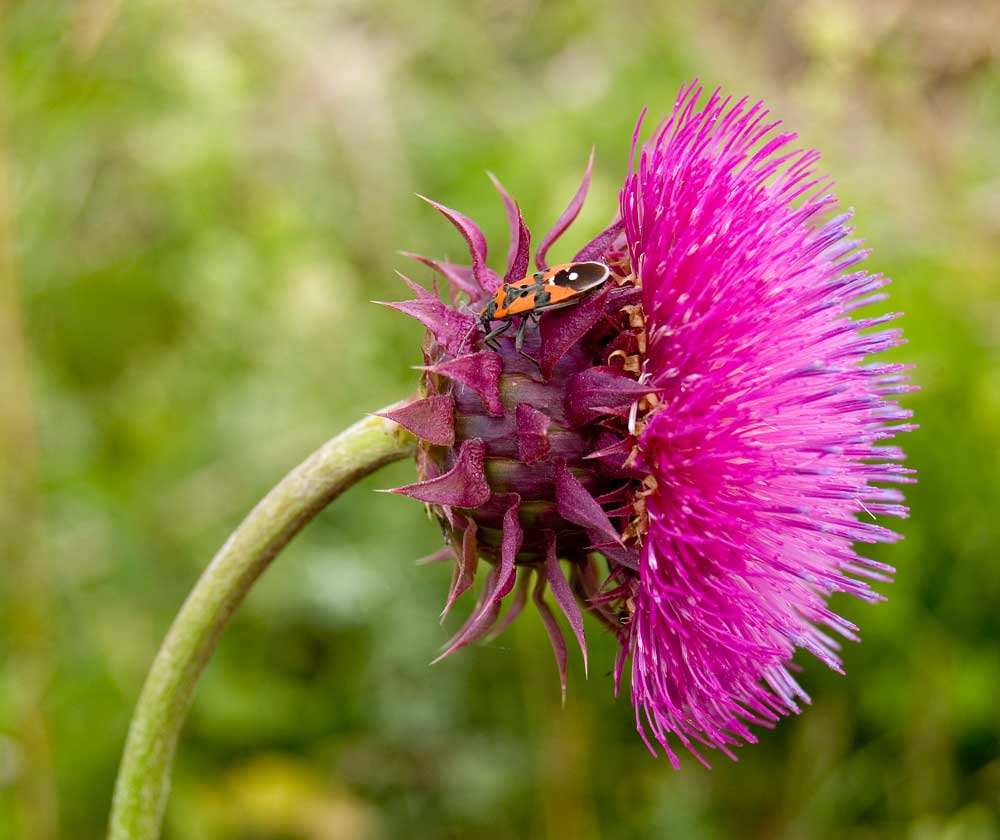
<box><xmin>479</xmin><ymin>261</ymin><xmax>611</xmax><ymax>354</ymax></box>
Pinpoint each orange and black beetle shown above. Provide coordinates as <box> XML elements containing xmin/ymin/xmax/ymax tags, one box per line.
<box><xmin>479</xmin><ymin>261</ymin><xmax>611</xmax><ymax>353</ymax></box>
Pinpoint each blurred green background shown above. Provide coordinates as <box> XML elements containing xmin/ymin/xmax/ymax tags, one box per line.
<box><xmin>2</xmin><ymin>1</ymin><xmax>998</xmax><ymax>838</ymax></box>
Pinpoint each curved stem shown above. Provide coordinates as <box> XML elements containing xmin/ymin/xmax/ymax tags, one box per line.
<box><xmin>108</xmin><ymin>410</ymin><xmax>416</xmax><ymax>840</ymax></box>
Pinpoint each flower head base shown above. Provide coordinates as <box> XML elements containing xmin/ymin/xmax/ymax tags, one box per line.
<box><xmin>383</xmin><ymin>82</ymin><xmax>914</xmax><ymax>765</ymax></box>
<box><xmin>381</xmin><ymin>153</ymin><xmax>643</xmax><ymax>699</ymax></box>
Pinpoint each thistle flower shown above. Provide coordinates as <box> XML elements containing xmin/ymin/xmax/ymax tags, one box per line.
<box><xmin>381</xmin><ymin>82</ymin><xmax>914</xmax><ymax>766</ymax></box>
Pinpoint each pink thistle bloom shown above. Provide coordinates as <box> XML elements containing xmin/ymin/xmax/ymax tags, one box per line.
<box><xmin>383</xmin><ymin>81</ymin><xmax>914</xmax><ymax>766</ymax></box>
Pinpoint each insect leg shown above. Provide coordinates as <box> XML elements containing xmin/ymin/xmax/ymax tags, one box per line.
<box><xmin>515</xmin><ymin>315</ymin><xmax>529</xmax><ymax>352</ymax></box>
<box><xmin>514</xmin><ymin>315</ymin><xmax>540</xmax><ymax>367</ymax></box>
<box><xmin>482</xmin><ymin>319</ymin><xmax>511</xmax><ymax>352</ymax></box>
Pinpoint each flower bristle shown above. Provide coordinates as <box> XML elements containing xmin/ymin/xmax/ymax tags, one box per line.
<box><xmin>384</xmin><ymin>81</ymin><xmax>913</xmax><ymax>766</ymax></box>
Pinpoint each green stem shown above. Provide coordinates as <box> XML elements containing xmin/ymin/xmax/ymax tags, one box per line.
<box><xmin>108</xmin><ymin>410</ymin><xmax>416</xmax><ymax>840</ymax></box>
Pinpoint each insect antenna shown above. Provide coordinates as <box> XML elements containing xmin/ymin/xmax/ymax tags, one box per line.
<box><xmin>455</xmin><ymin>301</ymin><xmax>483</xmax><ymax>351</ymax></box>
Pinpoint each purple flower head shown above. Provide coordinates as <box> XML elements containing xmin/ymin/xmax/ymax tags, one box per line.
<box><xmin>620</xmin><ymin>82</ymin><xmax>916</xmax><ymax>764</ymax></box>
<box><xmin>383</xmin><ymin>81</ymin><xmax>914</xmax><ymax>765</ymax></box>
